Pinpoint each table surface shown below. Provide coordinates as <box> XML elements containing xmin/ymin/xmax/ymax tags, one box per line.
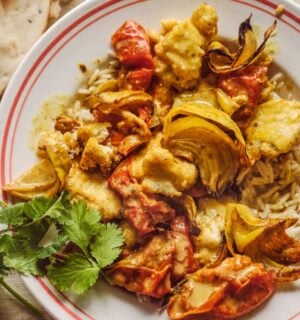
<box><xmin>0</xmin><ymin>273</ymin><xmax>52</xmax><ymax>320</ymax></box>
<box><xmin>1</xmin><ymin>0</ymin><xmax>300</xmax><ymax>319</ymax></box>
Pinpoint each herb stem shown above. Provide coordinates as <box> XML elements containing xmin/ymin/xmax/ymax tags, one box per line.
<box><xmin>0</xmin><ymin>277</ymin><xmax>44</xmax><ymax>317</ymax></box>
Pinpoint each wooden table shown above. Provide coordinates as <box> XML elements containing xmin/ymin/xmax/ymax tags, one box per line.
<box><xmin>0</xmin><ymin>273</ymin><xmax>53</xmax><ymax>320</ymax></box>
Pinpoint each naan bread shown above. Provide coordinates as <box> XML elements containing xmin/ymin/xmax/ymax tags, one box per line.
<box><xmin>0</xmin><ymin>0</ymin><xmax>51</xmax><ymax>96</ymax></box>
<box><xmin>0</xmin><ymin>0</ymin><xmax>86</xmax><ymax>97</ymax></box>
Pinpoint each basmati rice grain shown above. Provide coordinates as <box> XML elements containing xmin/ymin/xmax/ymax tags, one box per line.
<box><xmin>260</xmin><ymin>185</ymin><xmax>280</xmax><ymax>199</ymax></box>
<box><xmin>88</xmin><ymin>69</ymin><xmax>101</xmax><ymax>85</ymax></box>
<box><xmin>108</xmin><ymin>49</ymin><xmax>117</xmax><ymax>57</ymax></box>
<box><xmin>109</xmin><ymin>60</ymin><xmax>120</xmax><ymax>67</ymax></box>
<box><xmin>78</xmin><ymin>89</ymin><xmax>91</xmax><ymax>95</ymax></box>
<box><xmin>284</xmin><ymin>198</ymin><xmax>300</xmax><ymax>207</ymax></box>
<box><xmin>270</xmin><ymin>72</ymin><xmax>283</xmax><ymax>82</ymax></box>
<box><xmin>276</xmin><ymin>81</ymin><xmax>285</xmax><ymax>89</ymax></box>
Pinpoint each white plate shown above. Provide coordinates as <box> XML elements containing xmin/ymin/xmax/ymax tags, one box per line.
<box><xmin>0</xmin><ymin>0</ymin><xmax>300</xmax><ymax>319</ymax></box>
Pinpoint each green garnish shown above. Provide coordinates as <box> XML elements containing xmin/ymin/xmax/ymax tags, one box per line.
<box><xmin>0</xmin><ymin>190</ymin><xmax>124</xmax><ymax>309</ymax></box>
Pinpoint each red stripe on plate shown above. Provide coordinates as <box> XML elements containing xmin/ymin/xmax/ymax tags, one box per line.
<box><xmin>1</xmin><ymin>0</ymin><xmax>299</xmax><ymax>319</ymax></box>
<box><xmin>37</xmin><ymin>277</ymin><xmax>83</xmax><ymax>320</ymax></box>
<box><xmin>289</xmin><ymin>312</ymin><xmax>300</xmax><ymax>320</ymax></box>
<box><xmin>233</xmin><ymin>0</ymin><xmax>300</xmax><ymax>32</ymax></box>
<box><xmin>256</xmin><ymin>0</ymin><xmax>300</xmax><ymax>24</ymax></box>
<box><xmin>58</xmin><ymin>290</ymin><xmax>96</xmax><ymax>320</ymax></box>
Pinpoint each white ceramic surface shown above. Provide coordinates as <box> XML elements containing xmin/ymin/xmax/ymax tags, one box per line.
<box><xmin>0</xmin><ymin>1</ymin><xmax>299</xmax><ymax>319</ymax></box>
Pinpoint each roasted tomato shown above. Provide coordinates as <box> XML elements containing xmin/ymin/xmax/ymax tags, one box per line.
<box><xmin>107</xmin><ymin>234</ymin><xmax>174</xmax><ymax>298</ymax></box>
<box><xmin>125</xmin><ymin>68</ymin><xmax>154</xmax><ymax>91</ymax></box>
<box><xmin>112</xmin><ymin>20</ymin><xmax>154</xmax><ymax>91</ymax></box>
<box><xmin>170</xmin><ymin>216</ymin><xmax>199</xmax><ymax>280</ymax></box>
<box><xmin>107</xmin><ymin>217</ymin><xmax>199</xmax><ymax>298</ymax></box>
<box><xmin>111</xmin><ymin>20</ymin><xmax>154</xmax><ymax>68</ymax></box>
<box><xmin>124</xmin><ymin>193</ymin><xmax>176</xmax><ymax>236</ymax></box>
<box><xmin>217</xmin><ymin>65</ymin><xmax>268</xmax><ymax>130</ymax></box>
<box><xmin>108</xmin><ymin>157</ymin><xmax>175</xmax><ymax>236</ymax></box>
<box><xmin>168</xmin><ymin>255</ymin><xmax>276</xmax><ymax>320</ymax></box>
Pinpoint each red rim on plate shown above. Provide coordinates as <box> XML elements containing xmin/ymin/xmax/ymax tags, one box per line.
<box><xmin>0</xmin><ymin>0</ymin><xmax>299</xmax><ymax>319</ymax></box>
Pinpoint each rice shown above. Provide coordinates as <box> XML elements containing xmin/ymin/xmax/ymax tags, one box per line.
<box><xmin>65</xmin><ymin>54</ymin><xmax>120</xmax><ymax>123</ymax></box>
<box><xmin>77</xmin><ymin>55</ymin><xmax>119</xmax><ymax>95</ymax></box>
<box><xmin>238</xmin><ymin>141</ymin><xmax>300</xmax><ymax>224</ymax></box>
<box><xmin>270</xmin><ymin>73</ymin><xmax>283</xmax><ymax>82</ymax></box>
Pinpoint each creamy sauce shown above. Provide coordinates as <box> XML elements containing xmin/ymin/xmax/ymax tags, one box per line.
<box><xmin>188</xmin><ymin>280</ymin><xmax>217</xmax><ymax>308</ymax></box>
<box><xmin>29</xmin><ymin>95</ymin><xmax>72</xmax><ymax>150</ymax></box>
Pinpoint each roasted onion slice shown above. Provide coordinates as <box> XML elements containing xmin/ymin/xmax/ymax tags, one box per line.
<box><xmin>206</xmin><ymin>16</ymin><xmax>276</xmax><ymax>74</ymax></box>
<box><xmin>164</xmin><ymin>116</ymin><xmax>241</xmax><ymax>194</ymax></box>
<box><xmin>87</xmin><ymin>90</ymin><xmax>153</xmax><ymax>157</ymax></box>
<box><xmin>86</xmin><ymin>89</ymin><xmax>153</xmax><ymax>114</ymax></box>
<box><xmin>38</xmin><ymin>133</ymin><xmax>72</xmax><ymax>188</ymax></box>
<box><xmin>164</xmin><ymin>103</ymin><xmax>247</xmax><ymax>161</ymax></box>
<box><xmin>225</xmin><ymin>203</ymin><xmax>300</xmax><ymax>282</ymax></box>
<box><xmin>2</xmin><ymin>159</ymin><xmax>60</xmax><ymax>200</ymax></box>
<box><xmin>163</xmin><ymin>104</ymin><xmax>248</xmax><ymax>193</ymax></box>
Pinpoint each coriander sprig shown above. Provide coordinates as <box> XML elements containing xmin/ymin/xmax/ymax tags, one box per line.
<box><xmin>0</xmin><ymin>191</ymin><xmax>124</xmax><ymax>309</ymax></box>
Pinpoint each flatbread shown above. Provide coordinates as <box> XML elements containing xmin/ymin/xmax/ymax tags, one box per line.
<box><xmin>0</xmin><ymin>0</ymin><xmax>51</xmax><ymax>96</ymax></box>
<box><xmin>0</xmin><ymin>0</ymin><xmax>87</xmax><ymax>97</ymax></box>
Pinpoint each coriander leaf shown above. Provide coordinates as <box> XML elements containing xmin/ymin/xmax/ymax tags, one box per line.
<box><xmin>63</xmin><ymin>201</ymin><xmax>101</xmax><ymax>257</ymax></box>
<box><xmin>15</xmin><ymin>220</ymin><xmax>50</xmax><ymax>246</ymax></box>
<box><xmin>3</xmin><ymin>222</ymin><xmax>51</xmax><ymax>275</ymax></box>
<box><xmin>3</xmin><ymin>252</ymin><xmax>42</xmax><ymax>275</ymax></box>
<box><xmin>90</xmin><ymin>223</ymin><xmax>124</xmax><ymax>268</ymax></box>
<box><xmin>37</xmin><ymin>234</ymin><xmax>68</xmax><ymax>260</ymax></box>
<box><xmin>0</xmin><ymin>203</ymin><xmax>25</xmax><ymax>225</ymax></box>
<box><xmin>23</xmin><ymin>197</ymin><xmax>54</xmax><ymax>220</ymax></box>
<box><xmin>23</xmin><ymin>191</ymin><xmax>69</xmax><ymax>222</ymax></box>
<box><xmin>0</xmin><ymin>234</ymin><xmax>14</xmax><ymax>253</ymax></box>
<box><xmin>47</xmin><ymin>254</ymin><xmax>99</xmax><ymax>294</ymax></box>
